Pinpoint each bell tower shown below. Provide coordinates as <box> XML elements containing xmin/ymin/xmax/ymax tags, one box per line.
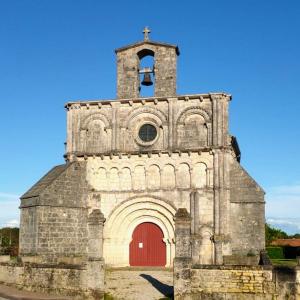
<box><xmin>115</xmin><ymin>27</ymin><xmax>180</xmax><ymax>99</ymax></box>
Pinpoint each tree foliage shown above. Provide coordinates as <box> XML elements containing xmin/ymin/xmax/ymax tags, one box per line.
<box><xmin>0</xmin><ymin>227</ymin><xmax>19</xmax><ymax>256</ymax></box>
<box><xmin>265</xmin><ymin>223</ymin><xmax>289</xmax><ymax>245</ymax></box>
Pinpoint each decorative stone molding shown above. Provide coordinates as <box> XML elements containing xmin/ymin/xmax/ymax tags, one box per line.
<box><xmin>81</xmin><ymin>112</ymin><xmax>111</xmax><ymax>130</ymax></box>
<box><xmin>176</xmin><ymin>106</ymin><xmax>211</xmax><ymax>125</ymax></box>
<box><xmin>124</xmin><ymin>106</ymin><xmax>168</xmax><ymax>128</ymax></box>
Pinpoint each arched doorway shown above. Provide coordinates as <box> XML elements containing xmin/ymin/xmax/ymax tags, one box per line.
<box><xmin>129</xmin><ymin>222</ymin><xmax>166</xmax><ymax>266</ymax></box>
<box><xmin>103</xmin><ymin>196</ymin><xmax>176</xmax><ymax>267</ymax></box>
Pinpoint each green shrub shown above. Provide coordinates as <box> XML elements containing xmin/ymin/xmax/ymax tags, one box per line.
<box><xmin>266</xmin><ymin>246</ymin><xmax>284</xmax><ymax>259</ymax></box>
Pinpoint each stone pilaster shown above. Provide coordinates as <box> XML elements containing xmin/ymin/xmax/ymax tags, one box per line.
<box><xmin>174</xmin><ymin>208</ymin><xmax>192</xmax><ymax>299</ymax></box>
<box><xmin>85</xmin><ymin>209</ymin><xmax>105</xmax><ymax>297</ymax></box>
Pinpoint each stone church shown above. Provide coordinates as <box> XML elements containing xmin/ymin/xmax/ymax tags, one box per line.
<box><xmin>19</xmin><ymin>28</ymin><xmax>265</xmax><ymax>270</ymax></box>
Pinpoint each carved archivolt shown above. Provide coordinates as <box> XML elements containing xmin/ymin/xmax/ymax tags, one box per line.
<box><xmin>176</xmin><ymin>106</ymin><xmax>211</xmax><ymax>125</ymax></box>
<box><xmin>124</xmin><ymin>106</ymin><xmax>168</xmax><ymax>128</ymax></box>
<box><xmin>103</xmin><ymin>195</ymin><xmax>176</xmax><ymax>266</ymax></box>
<box><xmin>81</xmin><ymin>112</ymin><xmax>111</xmax><ymax>130</ymax></box>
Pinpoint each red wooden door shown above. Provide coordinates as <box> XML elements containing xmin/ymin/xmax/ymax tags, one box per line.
<box><xmin>129</xmin><ymin>222</ymin><xmax>166</xmax><ymax>266</ymax></box>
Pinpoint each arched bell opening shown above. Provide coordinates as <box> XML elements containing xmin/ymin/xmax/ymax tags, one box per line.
<box><xmin>137</xmin><ymin>49</ymin><xmax>155</xmax><ymax>97</ymax></box>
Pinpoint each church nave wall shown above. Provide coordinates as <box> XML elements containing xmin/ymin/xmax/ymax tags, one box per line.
<box><xmin>85</xmin><ymin>151</ymin><xmax>213</xmax><ymax>193</ymax></box>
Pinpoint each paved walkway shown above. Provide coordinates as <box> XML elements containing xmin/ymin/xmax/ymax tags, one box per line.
<box><xmin>105</xmin><ymin>267</ymin><xmax>173</xmax><ymax>300</ymax></box>
<box><xmin>0</xmin><ymin>284</ymin><xmax>71</xmax><ymax>300</ymax></box>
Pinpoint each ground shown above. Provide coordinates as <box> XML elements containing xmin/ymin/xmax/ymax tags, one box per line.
<box><xmin>105</xmin><ymin>267</ymin><xmax>173</xmax><ymax>300</ymax></box>
<box><xmin>0</xmin><ymin>268</ymin><xmax>173</xmax><ymax>300</ymax></box>
<box><xmin>0</xmin><ymin>283</ymin><xmax>71</xmax><ymax>299</ymax></box>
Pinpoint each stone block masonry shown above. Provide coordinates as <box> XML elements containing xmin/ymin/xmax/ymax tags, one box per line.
<box><xmin>0</xmin><ymin>261</ymin><xmax>104</xmax><ymax>299</ymax></box>
<box><xmin>174</xmin><ymin>264</ymin><xmax>300</xmax><ymax>300</ymax></box>
<box><xmin>173</xmin><ymin>207</ymin><xmax>300</xmax><ymax>299</ymax></box>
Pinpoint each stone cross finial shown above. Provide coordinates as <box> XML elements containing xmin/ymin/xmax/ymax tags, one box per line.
<box><xmin>143</xmin><ymin>26</ymin><xmax>151</xmax><ymax>41</ymax></box>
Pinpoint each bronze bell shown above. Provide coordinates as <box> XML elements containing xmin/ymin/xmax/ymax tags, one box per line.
<box><xmin>141</xmin><ymin>72</ymin><xmax>153</xmax><ymax>86</ymax></box>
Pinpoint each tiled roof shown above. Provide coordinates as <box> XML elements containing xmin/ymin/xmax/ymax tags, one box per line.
<box><xmin>271</xmin><ymin>239</ymin><xmax>300</xmax><ymax>247</ymax></box>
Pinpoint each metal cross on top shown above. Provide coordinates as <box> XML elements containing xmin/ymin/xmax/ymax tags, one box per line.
<box><xmin>143</xmin><ymin>26</ymin><xmax>151</xmax><ymax>41</ymax></box>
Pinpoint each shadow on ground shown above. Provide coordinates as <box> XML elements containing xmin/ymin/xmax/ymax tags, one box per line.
<box><xmin>140</xmin><ymin>273</ymin><xmax>174</xmax><ymax>299</ymax></box>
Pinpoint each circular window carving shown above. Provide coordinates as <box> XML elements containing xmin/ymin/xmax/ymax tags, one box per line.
<box><xmin>138</xmin><ymin>124</ymin><xmax>157</xmax><ymax>142</ymax></box>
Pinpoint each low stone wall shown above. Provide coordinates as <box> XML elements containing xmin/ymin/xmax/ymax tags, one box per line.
<box><xmin>0</xmin><ymin>260</ymin><xmax>104</xmax><ymax>299</ymax></box>
<box><xmin>190</xmin><ymin>265</ymin><xmax>274</xmax><ymax>299</ymax></box>
<box><xmin>174</xmin><ymin>263</ymin><xmax>300</xmax><ymax>300</ymax></box>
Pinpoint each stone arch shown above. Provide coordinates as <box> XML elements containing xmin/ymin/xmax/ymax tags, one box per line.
<box><xmin>132</xmin><ymin>165</ymin><xmax>146</xmax><ymax>190</ymax></box>
<box><xmin>108</xmin><ymin>167</ymin><xmax>119</xmax><ymax>191</ymax></box>
<box><xmin>80</xmin><ymin>113</ymin><xmax>111</xmax><ymax>153</ymax></box>
<box><xmin>147</xmin><ymin>164</ymin><xmax>161</xmax><ymax>189</ymax></box>
<box><xmin>192</xmin><ymin>162</ymin><xmax>207</xmax><ymax>188</ymax></box>
<box><xmin>199</xmin><ymin>226</ymin><xmax>214</xmax><ymax>264</ymax></box>
<box><xmin>124</xmin><ymin>106</ymin><xmax>168</xmax><ymax>129</ymax></box>
<box><xmin>137</xmin><ymin>49</ymin><xmax>155</xmax><ymax>97</ymax></box>
<box><xmin>137</xmin><ymin>48</ymin><xmax>155</xmax><ymax>59</ymax></box>
<box><xmin>176</xmin><ymin>106</ymin><xmax>211</xmax><ymax>124</ymax></box>
<box><xmin>161</xmin><ymin>164</ymin><xmax>176</xmax><ymax>189</ymax></box>
<box><xmin>120</xmin><ymin>167</ymin><xmax>132</xmax><ymax>191</ymax></box>
<box><xmin>177</xmin><ymin>163</ymin><xmax>191</xmax><ymax>188</ymax></box>
<box><xmin>176</xmin><ymin>107</ymin><xmax>211</xmax><ymax>148</ymax></box>
<box><xmin>86</xmin><ymin>166</ymin><xmax>107</xmax><ymax>191</ymax></box>
<box><xmin>103</xmin><ymin>195</ymin><xmax>176</xmax><ymax>267</ymax></box>
<box><xmin>81</xmin><ymin>112</ymin><xmax>111</xmax><ymax>130</ymax></box>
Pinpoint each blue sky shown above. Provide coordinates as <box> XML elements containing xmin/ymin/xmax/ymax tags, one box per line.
<box><xmin>0</xmin><ymin>1</ymin><xmax>299</xmax><ymax>233</ymax></box>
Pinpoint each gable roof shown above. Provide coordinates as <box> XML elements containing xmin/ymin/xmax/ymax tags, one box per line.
<box><xmin>115</xmin><ymin>40</ymin><xmax>180</xmax><ymax>55</ymax></box>
<box><xmin>21</xmin><ymin>164</ymin><xmax>68</xmax><ymax>199</ymax></box>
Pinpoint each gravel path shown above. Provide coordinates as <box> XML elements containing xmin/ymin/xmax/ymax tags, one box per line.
<box><xmin>105</xmin><ymin>268</ymin><xmax>173</xmax><ymax>300</ymax></box>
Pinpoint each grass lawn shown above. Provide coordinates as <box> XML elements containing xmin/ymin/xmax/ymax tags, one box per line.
<box><xmin>271</xmin><ymin>259</ymin><xmax>297</xmax><ymax>267</ymax></box>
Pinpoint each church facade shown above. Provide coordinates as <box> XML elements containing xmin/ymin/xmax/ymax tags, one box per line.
<box><xmin>19</xmin><ymin>30</ymin><xmax>265</xmax><ymax>269</ymax></box>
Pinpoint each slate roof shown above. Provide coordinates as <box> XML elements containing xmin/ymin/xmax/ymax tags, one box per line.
<box><xmin>21</xmin><ymin>164</ymin><xmax>68</xmax><ymax>199</ymax></box>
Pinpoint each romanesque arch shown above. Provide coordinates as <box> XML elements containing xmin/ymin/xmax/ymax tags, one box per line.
<box><xmin>176</xmin><ymin>106</ymin><xmax>211</xmax><ymax>148</ymax></box>
<box><xmin>198</xmin><ymin>225</ymin><xmax>214</xmax><ymax>264</ymax></box>
<box><xmin>103</xmin><ymin>195</ymin><xmax>176</xmax><ymax>267</ymax></box>
<box><xmin>80</xmin><ymin>113</ymin><xmax>112</xmax><ymax>153</ymax></box>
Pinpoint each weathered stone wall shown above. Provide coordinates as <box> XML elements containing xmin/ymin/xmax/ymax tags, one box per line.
<box><xmin>190</xmin><ymin>266</ymin><xmax>274</xmax><ymax>296</ymax></box>
<box><xmin>174</xmin><ymin>265</ymin><xmax>300</xmax><ymax>300</ymax></box>
<box><xmin>0</xmin><ymin>262</ymin><xmax>104</xmax><ymax>299</ymax></box>
<box><xmin>20</xmin><ymin>162</ymin><xmax>89</xmax><ymax>262</ymax></box>
<box><xmin>115</xmin><ymin>41</ymin><xmax>178</xmax><ymax>99</ymax></box>
<box><xmin>19</xmin><ymin>206</ymin><xmax>38</xmax><ymax>255</ymax></box>
<box><xmin>35</xmin><ymin>206</ymin><xmax>88</xmax><ymax>262</ymax></box>
<box><xmin>20</xmin><ymin>93</ymin><xmax>265</xmax><ymax>268</ymax></box>
<box><xmin>173</xmin><ymin>207</ymin><xmax>300</xmax><ymax>300</ymax></box>
<box><xmin>84</xmin><ymin>151</ymin><xmax>214</xmax><ymax>267</ymax></box>
<box><xmin>65</xmin><ymin>94</ymin><xmax>227</xmax><ymax>158</ymax></box>
<box><xmin>230</xmin><ymin>158</ymin><xmax>265</xmax><ymax>256</ymax></box>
